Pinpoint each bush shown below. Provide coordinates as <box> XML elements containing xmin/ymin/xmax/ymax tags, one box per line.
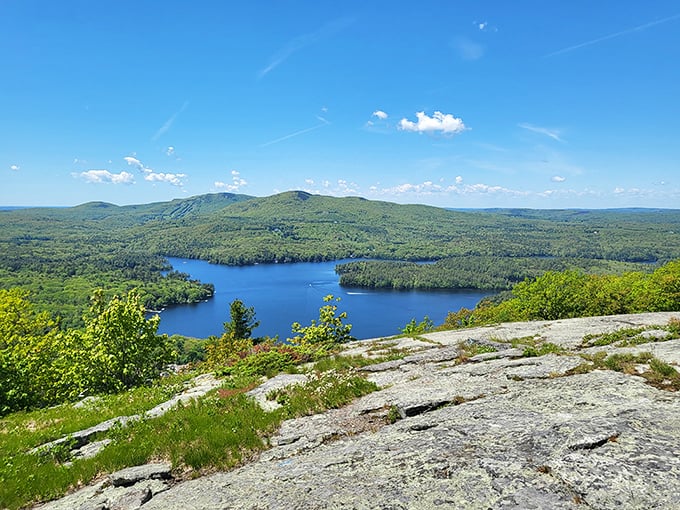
<box><xmin>0</xmin><ymin>289</ymin><xmax>172</xmax><ymax>415</ymax></box>
<box><xmin>290</xmin><ymin>295</ymin><xmax>354</xmax><ymax>347</ymax></box>
<box><xmin>401</xmin><ymin>316</ymin><xmax>434</xmax><ymax>335</ymax></box>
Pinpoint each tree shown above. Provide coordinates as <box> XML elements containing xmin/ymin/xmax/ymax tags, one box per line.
<box><xmin>290</xmin><ymin>295</ymin><xmax>354</xmax><ymax>347</ymax></box>
<box><xmin>512</xmin><ymin>270</ymin><xmax>588</xmax><ymax>320</ymax></box>
<box><xmin>0</xmin><ymin>289</ymin><xmax>60</xmax><ymax>413</ymax></box>
<box><xmin>81</xmin><ymin>289</ymin><xmax>173</xmax><ymax>393</ymax></box>
<box><xmin>223</xmin><ymin>299</ymin><xmax>260</xmax><ymax>341</ymax></box>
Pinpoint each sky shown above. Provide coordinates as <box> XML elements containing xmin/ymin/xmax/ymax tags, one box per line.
<box><xmin>2</xmin><ymin>1</ymin><xmax>679</xmax><ymax>209</ymax></box>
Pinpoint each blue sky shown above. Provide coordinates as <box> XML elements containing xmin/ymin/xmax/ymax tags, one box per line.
<box><xmin>2</xmin><ymin>1</ymin><xmax>679</xmax><ymax>208</ymax></box>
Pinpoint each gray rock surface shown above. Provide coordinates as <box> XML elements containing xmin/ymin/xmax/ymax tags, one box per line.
<box><xmin>246</xmin><ymin>373</ymin><xmax>308</xmax><ymax>412</ymax></box>
<box><xmin>37</xmin><ymin>469</ymin><xmax>171</xmax><ymax>510</ymax></box>
<box><xmin>37</xmin><ymin>312</ymin><xmax>680</xmax><ymax>510</ymax></box>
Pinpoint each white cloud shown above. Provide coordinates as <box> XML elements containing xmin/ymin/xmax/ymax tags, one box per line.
<box><xmin>79</xmin><ymin>170</ymin><xmax>135</xmax><ymax>184</ymax></box>
<box><xmin>124</xmin><ymin>156</ymin><xmax>149</xmax><ymax>173</ymax></box>
<box><xmin>214</xmin><ymin>170</ymin><xmax>247</xmax><ymax>192</ymax></box>
<box><xmin>10</xmin><ymin>164</ymin><xmax>19</xmax><ymax>171</ymax></box>
<box><xmin>368</xmin><ymin>179</ymin><xmax>533</xmax><ymax>199</ymax></box>
<box><xmin>372</xmin><ymin>110</ymin><xmax>388</xmax><ymax>120</ymax></box>
<box><xmin>399</xmin><ymin>111</ymin><xmax>467</xmax><ymax>135</ymax></box>
<box><xmin>301</xmin><ymin>178</ymin><xmax>358</xmax><ymax>196</ymax></box>
<box><xmin>166</xmin><ymin>146</ymin><xmax>175</xmax><ymax>156</ymax></box>
<box><xmin>518</xmin><ymin>123</ymin><xmax>564</xmax><ymax>142</ymax></box>
<box><xmin>144</xmin><ymin>172</ymin><xmax>186</xmax><ymax>186</ymax></box>
<box><xmin>552</xmin><ymin>175</ymin><xmax>566</xmax><ymax>182</ymax></box>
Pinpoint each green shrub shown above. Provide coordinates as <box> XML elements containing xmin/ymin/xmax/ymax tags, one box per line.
<box><xmin>522</xmin><ymin>342</ymin><xmax>563</xmax><ymax>357</ymax></box>
<box><xmin>290</xmin><ymin>295</ymin><xmax>354</xmax><ymax>347</ymax></box>
<box><xmin>400</xmin><ymin>316</ymin><xmax>434</xmax><ymax>336</ymax></box>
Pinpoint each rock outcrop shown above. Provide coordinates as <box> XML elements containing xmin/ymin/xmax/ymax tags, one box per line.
<box><xmin>38</xmin><ymin>312</ymin><xmax>680</xmax><ymax>509</ymax></box>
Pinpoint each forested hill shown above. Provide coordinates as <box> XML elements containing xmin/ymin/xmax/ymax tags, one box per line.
<box><xmin>2</xmin><ymin>190</ymin><xmax>680</xmax><ymax>325</ymax></box>
<box><xmin>137</xmin><ymin>191</ymin><xmax>680</xmax><ymax>264</ymax></box>
<box><xmin>13</xmin><ymin>192</ymin><xmax>254</xmax><ymax>224</ymax></box>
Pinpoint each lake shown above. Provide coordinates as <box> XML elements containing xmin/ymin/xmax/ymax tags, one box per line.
<box><xmin>155</xmin><ymin>258</ymin><xmax>492</xmax><ymax>340</ymax></box>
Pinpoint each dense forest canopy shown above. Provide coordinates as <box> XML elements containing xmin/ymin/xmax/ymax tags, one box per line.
<box><xmin>1</xmin><ymin>191</ymin><xmax>679</xmax><ymax>325</ymax></box>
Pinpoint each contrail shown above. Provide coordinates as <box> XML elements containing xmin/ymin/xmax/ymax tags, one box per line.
<box><xmin>152</xmin><ymin>101</ymin><xmax>189</xmax><ymax>141</ymax></box>
<box><xmin>544</xmin><ymin>13</ymin><xmax>680</xmax><ymax>57</ymax></box>
<box><xmin>257</xmin><ymin>18</ymin><xmax>352</xmax><ymax>79</ymax></box>
<box><xmin>260</xmin><ymin>119</ymin><xmax>329</xmax><ymax>147</ymax></box>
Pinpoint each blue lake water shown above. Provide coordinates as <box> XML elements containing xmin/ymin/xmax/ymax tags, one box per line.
<box><xmin>156</xmin><ymin>258</ymin><xmax>492</xmax><ymax>340</ymax></box>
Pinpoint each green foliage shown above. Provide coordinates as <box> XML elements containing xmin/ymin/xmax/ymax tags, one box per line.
<box><xmin>522</xmin><ymin>342</ymin><xmax>564</xmax><ymax>357</ymax></box>
<box><xmin>290</xmin><ymin>295</ymin><xmax>354</xmax><ymax>347</ymax></box>
<box><xmin>0</xmin><ymin>288</ymin><xmax>61</xmax><ymax>413</ymax></box>
<box><xmin>217</xmin><ymin>348</ymin><xmax>299</xmax><ymax>378</ymax></box>
<box><xmin>444</xmin><ymin>260</ymin><xmax>680</xmax><ymax>329</ymax></box>
<box><xmin>400</xmin><ymin>316</ymin><xmax>435</xmax><ymax>335</ymax></box>
<box><xmin>603</xmin><ymin>352</ymin><xmax>653</xmax><ymax>372</ymax></box>
<box><xmin>0</xmin><ymin>289</ymin><xmax>173</xmax><ymax>415</ymax></box>
<box><xmin>268</xmin><ymin>369</ymin><xmax>378</xmax><ymax>417</ymax></box>
<box><xmin>583</xmin><ymin>327</ymin><xmax>650</xmax><ymax>347</ymax></box>
<box><xmin>668</xmin><ymin>317</ymin><xmax>680</xmax><ymax>336</ymax></box>
<box><xmin>648</xmin><ymin>358</ymin><xmax>678</xmax><ymax>379</ymax></box>
<box><xmin>171</xmin><ymin>335</ymin><xmax>207</xmax><ymax>364</ymax></box>
<box><xmin>386</xmin><ymin>405</ymin><xmax>401</xmax><ymax>424</ymax></box>
<box><xmin>337</xmin><ymin>257</ymin><xmax>650</xmax><ymax>291</ymax></box>
<box><xmin>513</xmin><ymin>270</ymin><xmax>589</xmax><ymax>320</ymax></box>
<box><xmin>311</xmin><ymin>352</ymin><xmax>406</xmax><ymax>373</ymax></box>
<box><xmin>81</xmin><ymin>289</ymin><xmax>174</xmax><ymax>393</ymax></box>
<box><xmin>223</xmin><ymin>298</ymin><xmax>260</xmax><ymax>340</ymax></box>
<box><xmin>456</xmin><ymin>341</ymin><xmax>497</xmax><ymax>362</ymax></box>
<box><xmin>205</xmin><ymin>332</ymin><xmax>254</xmax><ymax>369</ymax></box>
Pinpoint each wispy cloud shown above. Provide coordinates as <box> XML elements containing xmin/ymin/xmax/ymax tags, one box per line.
<box><xmin>552</xmin><ymin>175</ymin><xmax>566</xmax><ymax>182</ymax></box>
<box><xmin>166</xmin><ymin>146</ymin><xmax>175</xmax><ymax>157</ymax></box>
<box><xmin>214</xmin><ymin>170</ymin><xmax>247</xmax><ymax>192</ymax></box>
<box><xmin>152</xmin><ymin>101</ymin><xmax>189</xmax><ymax>141</ymax></box>
<box><xmin>545</xmin><ymin>13</ymin><xmax>680</xmax><ymax>58</ymax></box>
<box><xmin>79</xmin><ymin>170</ymin><xmax>135</xmax><ymax>184</ymax></box>
<box><xmin>518</xmin><ymin>122</ymin><xmax>564</xmax><ymax>142</ymax></box>
<box><xmin>260</xmin><ymin>117</ymin><xmax>330</xmax><ymax>147</ymax></box>
<box><xmin>10</xmin><ymin>164</ymin><xmax>19</xmax><ymax>171</ymax></box>
<box><xmin>399</xmin><ymin>111</ymin><xmax>467</xmax><ymax>135</ymax></box>
<box><xmin>258</xmin><ymin>18</ymin><xmax>352</xmax><ymax>79</ymax></box>
<box><xmin>372</xmin><ymin>110</ymin><xmax>388</xmax><ymax>120</ymax></box>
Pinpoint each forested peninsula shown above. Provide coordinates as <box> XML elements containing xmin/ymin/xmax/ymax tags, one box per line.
<box><xmin>2</xmin><ymin>190</ymin><xmax>679</xmax><ymax>325</ymax></box>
